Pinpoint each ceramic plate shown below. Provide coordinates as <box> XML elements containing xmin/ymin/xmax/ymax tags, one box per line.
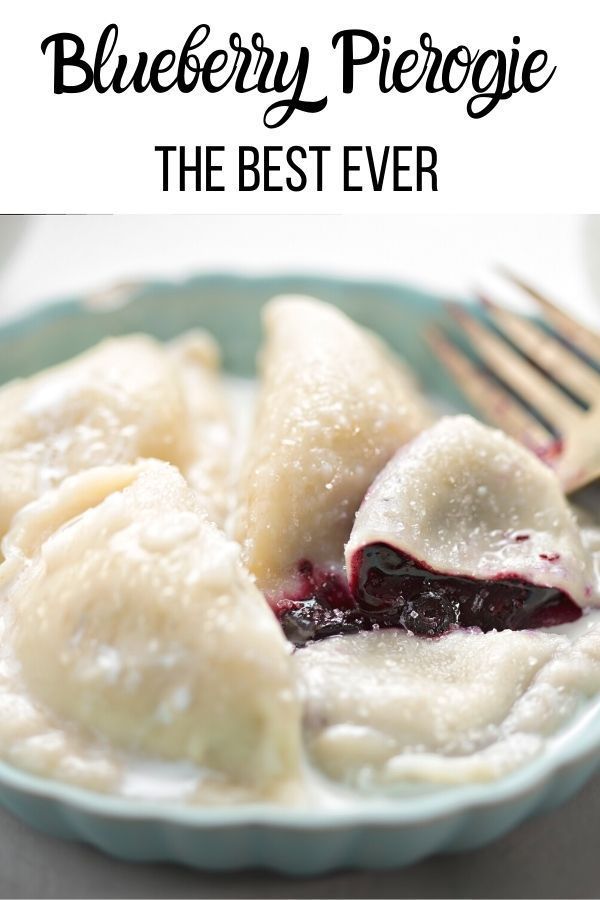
<box><xmin>0</xmin><ymin>273</ymin><xmax>598</xmax><ymax>874</ymax></box>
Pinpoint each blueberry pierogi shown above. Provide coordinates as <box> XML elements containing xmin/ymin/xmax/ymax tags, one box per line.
<box><xmin>0</xmin><ymin>331</ymin><xmax>231</xmax><ymax>543</ymax></box>
<box><xmin>235</xmin><ymin>296</ymin><xmax>432</xmax><ymax>608</ymax></box>
<box><xmin>0</xmin><ymin>295</ymin><xmax>598</xmax><ymax>804</ymax></box>
<box><xmin>0</xmin><ymin>461</ymin><xmax>300</xmax><ymax>801</ymax></box>
<box><xmin>346</xmin><ymin>415</ymin><xmax>590</xmax><ymax>635</ymax></box>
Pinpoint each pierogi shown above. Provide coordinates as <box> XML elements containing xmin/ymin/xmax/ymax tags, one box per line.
<box><xmin>346</xmin><ymin>415</ymin><xmax>593</xmax><ymax>635</ymax></box>
<box><xmin>235</xmin><ymin>295</ymin><xmax>432</xmax><ymax>597</ymax></box>
<box><xmin>0</xmin><ymin>331</ymin><xmax>231</xmax><ymax>542</ymax></box>
<box><xmin>295</xmin><ymin>622</ymin><xmax>600</xmax><ymax>787</ymax></box>
<box><xmin>0</xmin><ymin>461</ymin><xmax>300</xmax><ymax>799</ymax></box>
<box><xmin>0</xmin><ymin>299</ymin><xmax>598</xmax><ymax>807</ymax></box>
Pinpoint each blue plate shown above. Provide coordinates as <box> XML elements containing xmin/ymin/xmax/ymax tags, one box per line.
<box><xmin>0</xmin><ymin>272</ymin><xmax>598</xmax><ymax>875</ymax></box>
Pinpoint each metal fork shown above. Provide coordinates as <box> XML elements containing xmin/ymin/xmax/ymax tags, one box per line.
<box><xmin>427</xmin><ymin>270</ymin><xmax>600</xmax><ymax>494</ymax></box>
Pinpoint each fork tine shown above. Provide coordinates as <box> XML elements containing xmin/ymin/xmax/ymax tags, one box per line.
<box><xmin>499</xmin><ymin>267</ymin><xmax>600</xmax><ymax>361</ymax></box>
<box><xmin>426</xmin><ymin>326</ymin><xmax>553</xmax><ymax>449</ymax></box>
<box><xmin>448</xmin><ymin>304</ymin><xmax>583</xmax><ymax>431</ymax></box>
<box><xmin>479</xmin><ymin>295</ymin><xmax>600</xmax><ymax>405</ymax></box>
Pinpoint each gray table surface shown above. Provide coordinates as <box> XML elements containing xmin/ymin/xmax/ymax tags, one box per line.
<box><xmin>0</xmin><ymin>774</ymin><xmax>598</xmax><ymax>899</ymax></box>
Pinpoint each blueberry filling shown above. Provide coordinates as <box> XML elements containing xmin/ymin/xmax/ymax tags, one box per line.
<box><xmin>278</xmin><ymin>599</ymin><xmax>368</xmax><ymax>647</ymax></box>
<box><xmin>274</xmin><ymin>561</ymin><xmax>366</xmax><ymax>647</ymax></box>
<box><xmin>273</xmin><ymin>546</ymin><xmax>581</xmax><ymax>647</ymax></box>
<box><xmin>350</xmin><ymin>543</ymin><xmax>581</xmax><ymax>635</ymax></box>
